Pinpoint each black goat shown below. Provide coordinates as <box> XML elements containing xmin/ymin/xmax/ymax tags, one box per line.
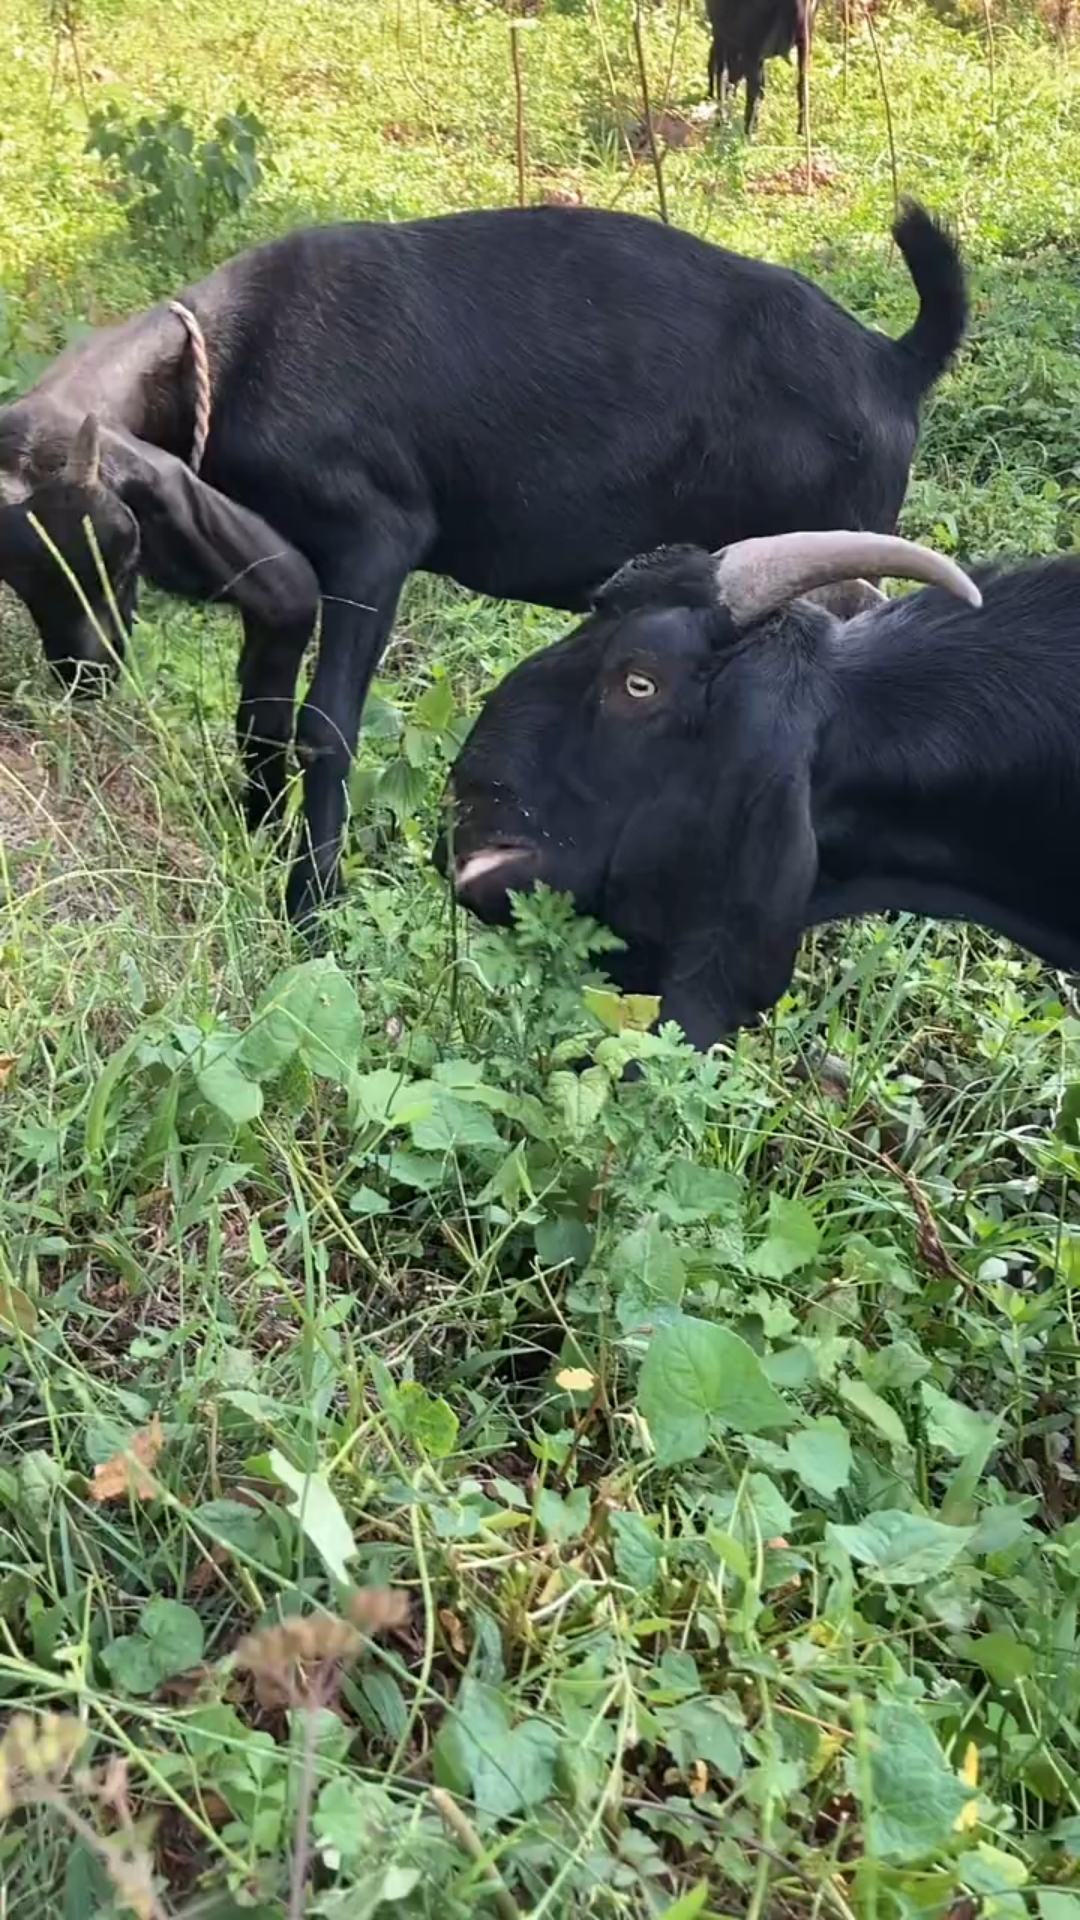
<box><xmin>0</xmin><ymin>201</ymin><xmax>964</xmax><ymax>922</ymax></box>
<box><xmin>707</xmin><ymin>0</ymin><xmax>816</xmax><ymax>138</ymax></box>
<box><xmin>441</xmin><ymin>530</ymin><xmax>1080</xmax><ymax>1051</ymax></box>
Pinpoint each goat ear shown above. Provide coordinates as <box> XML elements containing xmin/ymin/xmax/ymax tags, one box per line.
<box><xmin>0</xmin><ymin>498</ymin><xmax>52</xmax><ymax>575</ymax></box>
<box><xmin>106</xmin><ymin>431</ymin><xmax>319</xmax><ymax>637</ymax></box>
<box><xmin>64</xmin><ymin>413</ymin><xmax>103</xmax><ymax>491</ymax></box>
<box><xmin>801</xmin><ymin>578</ymin><xmax>888</xmax><ymax>620</ymax></box>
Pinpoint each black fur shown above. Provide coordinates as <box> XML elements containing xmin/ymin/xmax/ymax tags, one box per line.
<box><xmin>0</xmin><ymin>202</ymin><xmax>965</xmax><ymax>921</ymax></box>
<box><xmin>707</xmin><ymin>0</ymin><xmax>816</xmax><ymax>138</ymax></box>
<box><xmin>444</xmin><ymin>553</ymin><xmax>1080</xmax><ymax>1050</ymax></box>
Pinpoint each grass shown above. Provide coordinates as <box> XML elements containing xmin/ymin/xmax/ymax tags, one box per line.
<box><xmin>3</xmin><ymin>0</ymin><xmax>1080</xmax><ymax>1913</ymax></box>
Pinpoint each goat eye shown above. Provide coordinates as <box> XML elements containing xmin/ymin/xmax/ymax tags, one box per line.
<box><xmin>624</xmin><ymin>670</ymin><xmax>657</xmax><ymax>700</ymax></box>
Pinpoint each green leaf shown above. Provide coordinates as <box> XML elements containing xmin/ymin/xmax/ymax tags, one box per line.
<box><xmin>413</xmin><ymin>676</ymin><xmax>456</xmax><ymax>732</ymax></box>
<box><xmin>535</xmin><ymin>1215</ymin><xmax>593</xmax><ymax>1270</ymax></box>
<box><xmin>313</xmin><ymin>1777</ymin><xmax>398</xmax><ymax>1864</ymax></box>
<box><xmin>100</xmin><ymin>1633</ymin><xmax>163</xmax><ymax>1696</ymax></box>
<box><xmin>353</xmin><ymin>1070</ymin><xmax>436</xmax><ymax>1128</ymax></box>
<box><xmin>140</xmin><ymin>1597</ymin><xmax>204</xmax><ymax>1675</ymax></box>
<box><xmin>0</xmin><ymin>1284</ymin><xmax>37</xmax><ymax>1335</ymax></box>
<box><xmin>660</xmin><ymin>1697</ymin><xmax>744</xmax><ymax>1780</ymax></box>
<box><xmin>787</xmin><ymin>1417</ymin><xmax>852</xmax><ymax>1498</ymax></box>
<box><xmin>582</xmin><ymin>986</ymin><xmax>660</xmax><ymax>1033</ymax></box>
<box><xmin>475</xmin><ymin>1717</ymin><xmax>560</xmax><ymax>1818</ymax></box>
<box><xmin>740</xmin><ymin>1471</ymin><xmax>794</xmax><ymax>1543</ymax></box>
<box><xmin>395</xmin><ymin>1382</ymin><xmax>458</xmax><ymax>1459</ymax></box>
<box><xmin>360</xmin><ymin>689</ymin><xmax>403</xmax><ymax>741</ymax></box>
<box><xmin>921</xmin><ymin>1382</ymin><xmax>999</xmax><ymax>1460</ymax></box>
<box><xmin>841</xmin><ymin>1234</ymin><xmax>916</xmax><ymax>1294</ymax></box>
<box><xmin>535</xmin><ymin>1485</ymin><xmax>591</xmax><ymax>1544</ymax></box>
<box><xmin>854</xmin><ymin>1702</ymin><xmax>974</xmax><ymax>1864</ymax></box>
<box><xmin>548</xmin><ymin>1065</ymin><xmax>609</xmax><ymax>1138</ymax></box>
<box><xmin>411</xmin><ymin>1092</ymin><xmax>502</xmax><ymax>1153</ymax></box>
<box><xmin>193</xmin><ymin>1498</ymin><xmax>282</xmax><ymax>1570</ymax></box>
<box><xmin>963</xmin><ymin>1842</ymin><xmax>1029</xmax><ymax>1894</ymax></box>
<box><xmin>384</xmin><ymin>1148</ymin><xmax>448</xmax><ymax>1192</ymax></box>
<box><xmin>1038</xmin><ymin>1895</ymin><xmax>1080</xmax><ymax>1920</ymax></box>
<box><xmin>865</xmin><ymin>1339</ymin><xmax>931</xmax><ymax>1393</ymax></box>
<box><xmin>242</xmin><ymin>957</ymin><xmax>364</xmax><ymax>1083</ymax></box>
<box><xmin>953</xmin><ymin>1630</ymin><xmax>1035</xmax><ymax>1688</ymax></box>
<box><xmin>827</xmin><ymin>1510</ymin><xmax>974</xmax><ymax>1585</ymax></box>
<box><xmin>195</xmin><ymin>1049</ymin><xmax>262</xmax><ymax>1126</ymax></box>
<box><xmin>942</xmin><ymin>1416</ymin><xmax>1004</xmax><ymax>1523</ymax></box>
<box><xmin>838</xmin><ymin>1376</ymin><xmax>909</xmax><ymax>1450</ymax></box>
<box><xmin>447</xmin><ymin>1679</ymin><xmax>560</xmax><ymax>1818</ymax></box>
<box><xmin>609</xmin><ymin>1221</ymin><xmax>686</xmax><ymax>1333</ymax></box>
<box><xmin>268</xmin><ymin>1451</ymin><xmax>356</xmax><ymax>1582</ymax></box>
<box><xmin>748</xmin><ymin>1195</ymin><xmax>820</xmax><ymax>1279</ymax></box>
<box><xmin>63</xmin><ymin>1841</ymin><xmax>113</xmax><ymax>1919</ymax></box>
<box><xmin>609</xmin><ymin>1510</ymin><xmax>661</xmax><ymax>1590</ymax></box>
<box><xmin>639</xmin><ymin>1317</ymin><xmax>793</xmax><ymax>1467</ymax></box>
<box><xmin>656</xmin><ymin>1887</ymin><xmax>710</xmax><ymax>1920</ymax></box>
<box><xmin>349</xmin><ymin>1184</ymin><xmax>390</xmax><ymax>1217</ymax></box>
<box><xmin>656</xmin><ymin>1159</ymin><xmax>743</xmax><ymax>1224</ymax></box>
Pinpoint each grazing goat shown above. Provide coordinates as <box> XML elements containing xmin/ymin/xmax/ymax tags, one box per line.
<box><xmin>441</xmin><ymin>530</ymin><xmax>1080</xmax><ymax>1051</ymax></box>
<box><xmin>0</xmin><ymin>201</ymin><xmax>965</xmax><ymax>922</ymax></box>
<box><xmin>707</xmin><ymin>0</ymin><xmax>816</xmax><ymax>138</ymax></box>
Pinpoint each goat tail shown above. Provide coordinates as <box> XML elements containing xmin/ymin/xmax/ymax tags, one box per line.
<box><xmin>893</xmin><ymin>199</ymin><xmax>968</xmax><ymax>392</ymax></box>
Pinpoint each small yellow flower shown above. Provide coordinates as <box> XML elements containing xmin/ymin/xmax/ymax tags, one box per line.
<box><xmin>556</xmin><ymin>1367</ymin><xmax>595</xmax><ymax>1393</ymax></box>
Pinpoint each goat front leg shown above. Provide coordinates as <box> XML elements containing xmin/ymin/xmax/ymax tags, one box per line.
<box><xmin>286</xmin><ymin>558</ymin><xmax>409</xmax><ymax>926</ymax></box>
<box><xmin>236</xmin><ymin>610</ymin><xmax>312</xmax><ymax>830</ymax></box>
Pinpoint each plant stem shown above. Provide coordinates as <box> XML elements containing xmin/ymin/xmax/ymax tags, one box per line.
<box><xmin>431</xmin><ymin>1787</ymin><xmax>523</xmax><ymax>1920</ymax></box>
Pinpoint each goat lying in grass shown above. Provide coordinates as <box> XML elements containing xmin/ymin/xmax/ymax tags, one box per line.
<box><xmin>0</xmin><ymin>203</ymin><xmax>965</xmax><ymax>920</ymax></box>
<box><xmin>439</xmin><ymin>529</ymin><xmax>1080</xmax><ymax>1049</ymax></box>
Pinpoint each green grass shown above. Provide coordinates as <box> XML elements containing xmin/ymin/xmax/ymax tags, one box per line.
<box><xmin>3</xmin><ymin>0</ymin><xmax>1080</xmax><ymax>1913</ymax></box>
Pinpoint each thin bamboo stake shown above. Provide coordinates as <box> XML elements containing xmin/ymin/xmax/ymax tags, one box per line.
<box><xmin>510</xmin><ymin>20</ymin><xmax>527</xmax><ymax>206</ymax></box>
<box><xmin>632</xmin><ymin>0</ymin><xmax>668</xmax><ymax>224</ymax></box>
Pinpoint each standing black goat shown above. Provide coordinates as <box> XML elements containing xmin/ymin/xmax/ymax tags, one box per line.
<box><xmin>707</xmin><ymin>0</ymin><xmax>817</xmax><ymax>138</ymax></box>
<box><xmin>0</xmin><ymin>201</ymin><xmax>964</xmax><ymax>922</ymax></box>
<box><xmin>441</xmin><ymin>530</ymin><xmax>1080</xmax><ymax>1052</ymax></box>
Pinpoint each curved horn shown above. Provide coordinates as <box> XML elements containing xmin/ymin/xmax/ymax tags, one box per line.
<box><xmin>801</xmin><ymin>578</ymin><xmax>888</xmax><ymax>620</ymax></box>
<box><xmin>712</xmin><ymin>530</ymin><xmax>982</xmax><ymax>628</ymax></box>
<box><xmin>63</xmin><ymin>412</ymin><xmax>102</xmax><ymax>491</ymax></box>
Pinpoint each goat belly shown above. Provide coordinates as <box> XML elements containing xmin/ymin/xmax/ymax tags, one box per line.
<box><xmin>805</xmin><ymin>876</ymin><xmax>1080</xmax><ymax>978</ymax></box>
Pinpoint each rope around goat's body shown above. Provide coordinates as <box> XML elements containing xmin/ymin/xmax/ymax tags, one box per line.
<box><xmin>168</xmin><ymin>299</ymin><xmax>211</xmax><ymax>476</ymax></box>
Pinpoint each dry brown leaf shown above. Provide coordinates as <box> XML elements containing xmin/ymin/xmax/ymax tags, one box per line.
<box><xmin>439</xmin><ymin>1607</ymin><xmax>469</xmax><ymax>1656</ymax></box>
<box><xmin>90</xmin><ymin>1415</ymin><xmax>164</xmax><ymax>1503</ymax></box>
<box><xmin>187</xmin><ymin>1546</ymin><xmax>229</xmax><ymax>1596</ymax></box>
<box><xmin>0</xmin><ymin>1056</ymin><xmax>15</xmax><ymax>1089</ymax></box>
<box><xmin>345</xmin><ymin>1587</ymin><xmax>411</xmax><ymax>1634</ymax></box>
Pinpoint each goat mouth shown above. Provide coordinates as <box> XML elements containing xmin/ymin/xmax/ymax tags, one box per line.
<box><xmin>454</xmin><ymin>842</ymin><xmax>538</xmax><ymax>893</ymax></box>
